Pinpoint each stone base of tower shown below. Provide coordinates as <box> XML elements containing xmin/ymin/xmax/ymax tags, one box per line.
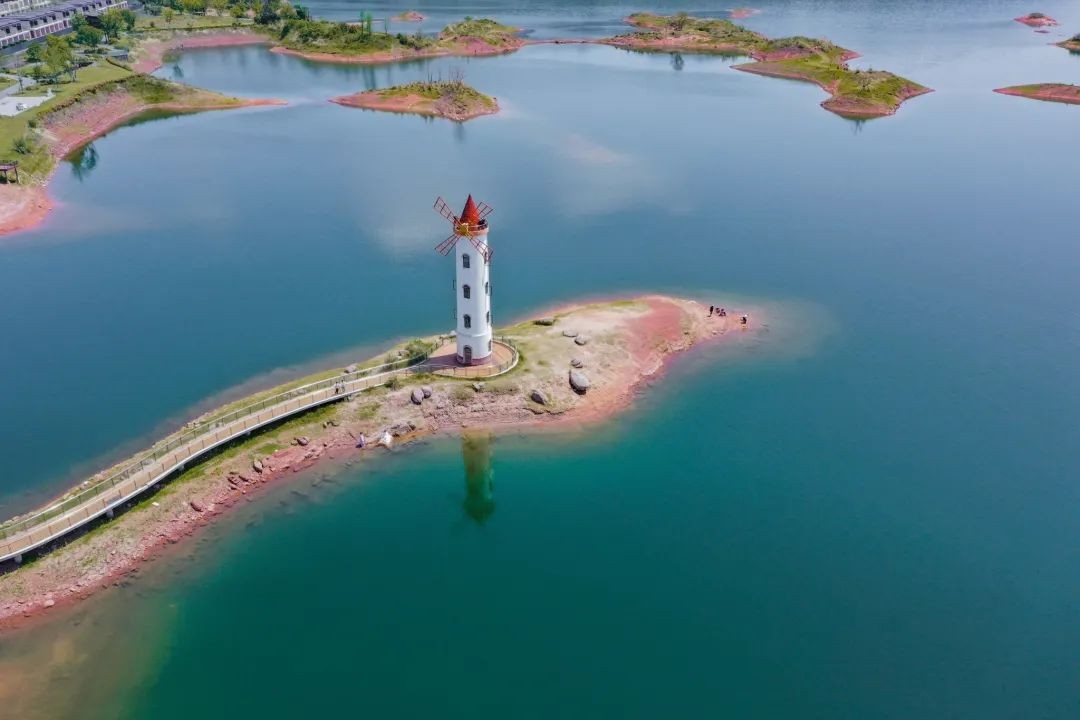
<box><xmin>456</xmin><ymin>352</ymin><xmax>493</xmax><ymax>367</ymax></box>
<box><xmin>427</xmin><ymin>340</ymin><xmax>518</xmax><ymax>379</ymax></box>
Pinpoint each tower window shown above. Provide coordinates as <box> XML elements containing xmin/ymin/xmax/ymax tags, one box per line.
<box><xmin>485</xmin><ymin>282</ymin><xmax>489</xmax><ymax>295</ymax></box>
<box><xmin>486</xmin><ymin>311</ymin><xmax>490</xmax><ymax>326</ymax></box>
<box><xmin>488</xmin><ymin>339</ymin><xmax>492</xmax><ymax>352</ymax></box>
<box><xmin>462</xmin><ymin>254</ymin><xmax>470</xmax><ymax>269</ymax></box>
<box><xmin>463</xmin><ymin>284</ymin><xmax>471</xmax><ymax>299</ymax></box>
<box><xmin>463</xmin><ymin>314</ymin><xmax>472</xmax><ymax>329</ymax></box>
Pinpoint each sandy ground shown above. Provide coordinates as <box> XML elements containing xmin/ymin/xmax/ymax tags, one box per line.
<box><xmin>330</xmin><ymin>90</ymin><xmax>498</xmax><ymax>121</ymax></box>
<box><xmin>0</xmin><ymin>295</ymin><xmax>758</xmax><ymax>631</ymax></box>
<box><xmin>132</xmin><ymin>29</ymin><xmax>271</xmax><ymax>74</ymax></box>
<box><xmin>994</xmin><ymin>84</ymin><xmax>1080</xmax><ymax>105</ymax></box>
<box><xmin>0</xmin><ymin>185</ymin><xmax>52</xmax><ymax>236</ymax></box>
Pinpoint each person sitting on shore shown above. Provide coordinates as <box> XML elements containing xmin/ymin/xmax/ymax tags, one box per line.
<box><xmin>740</xmin><ymin>314</ymin><xmax>748</xmax><ymax>325</ymax></box>
<box><xmin>718</xmin><ymin>307</ymin><xmax>727</xmax><ymax>317</ymax></box>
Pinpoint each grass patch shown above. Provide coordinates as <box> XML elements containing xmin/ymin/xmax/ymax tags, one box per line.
<box><xmin>0</xmin><ymin>61</ymin><xmax>131</xmax><ymax>180</ymax></box>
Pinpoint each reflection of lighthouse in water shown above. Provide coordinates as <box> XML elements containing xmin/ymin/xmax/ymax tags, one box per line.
<box><xmin>462</xmin><ymin>432</ymin><xmax>495</xmax><ymax>525</ymax></box>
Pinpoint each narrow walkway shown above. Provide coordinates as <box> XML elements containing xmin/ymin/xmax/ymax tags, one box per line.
<box><xmin>0</xmin><ymin>355</ymin><xmax>423</xmax><ymax>564</ymax></box>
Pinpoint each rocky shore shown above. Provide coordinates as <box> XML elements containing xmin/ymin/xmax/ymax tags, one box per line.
<box><xmin>0</xmin><ymin>296</ymin><xmax>758</xmax><ymax>630</ymax></box>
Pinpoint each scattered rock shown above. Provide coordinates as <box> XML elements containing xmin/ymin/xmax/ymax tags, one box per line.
<box><xmin>530</xmin><ymin>389</ymin><xmax>549</xmax><ymax>406</ymax></box>
<box><xmin>535</xmin><ymin>317</ymin><xmax>556</xmax><ymax>326</ymax></box>
<box><xmin>389</xmin><ymin>422</ymin><xmax>414</xmax><ymax>437</ymax></box>
<box><xmin>562</xmin><ymin>329</ymin><xmax>578</xmax><ymax>338</ymax></box>
<box><xmin>574</xmin><ymin>336</ymin><xmax>589</xmax><ymax>346</ymax></box>
<box><xmin>569</xmin><ymin>370</ymin><xmax>591</xmax><ymax>394</ymax></box>
<box><xmin>190</xmin><ymin>500</ymin><xmax>205</xmax><ymax>513</ymax></box>
<box><xmin>411</xmin><ymin>388</ymin><xmax>425</xmax><ymax>405</ymax></box>
<box><xmin>472</xmin><ymin>382</ymin><xmax>485</xmax><ymax>392</ymax></box>
<box><xmin>570</xmin><ymin>358</ymin><xmax>584</xmax><ymax>368</ymax></box>
<box><xmin>344</xmin><ymin>363</ymin><xmax>358</xmax><ymax>374</ymax></box>
<box><xmin>295</xmin><ymin>436</ymin><xmax>310</xmax><ymax>446</ymax></box>
<box><xmin>252</xmin><ymin>459</ymin><xmax>264</xmax><ymax>474</ymax></box>
<box><xmin>421</xmin><ymin>385</ymin><xmax>433</xmax><ymax>398</ymax></box>
<box><xmin>43</xmin><ymin>598</ymin><xmax>55</xmax><ymax>608</ymax></box>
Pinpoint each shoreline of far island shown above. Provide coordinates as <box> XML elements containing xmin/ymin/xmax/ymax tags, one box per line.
<box><xmin>0</xmin><ymin>296</ymin><xmax>761</xmax><ymax>631</ymax></box>
<box><xmin>17</xmin><ymin>7</ymin><xmax>1048</xmax><ymax>240</ymax></box>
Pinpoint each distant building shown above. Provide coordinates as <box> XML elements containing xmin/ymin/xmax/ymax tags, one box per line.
<box><xmin>0</xmin><ymin>0</ymin><xmax>128</xmax><ymax>48</ymax></box>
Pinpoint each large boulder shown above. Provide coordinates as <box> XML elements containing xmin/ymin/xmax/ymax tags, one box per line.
<box><xmin>562</xmin><ymin>329</ymin><xmax>578</xmax><ymax>338</ymax></box>
<box><xmin>530</xmin><ymin>389</ymin><xmax>549</xmax><ymax>406</ymax></box>
<box><xmin>411</xmin><ymin>388</ymin><xmax>424</xmax><ymax>405</ymax></box>
<box><xmin>252</xmin><ymin>459</ymin><xmax>264</xmax><ymax>474</ymax></box>
<box><xmin>421</xmin><ymin>385</ymin><xmax>433</xmax><ymax>398</ymax></box>
<box><xmin>570</xmin><ymin>358</ymin><xmax>584</xmax><ymax>368</ymax></box>
<box><xmin>344</xmin><ymin>363</ymin><xmax>358</xmax><ymax>374</ymax></box>
<box><xmin>569</xmin><ymin>370</ymin><xmax>591</xmax><ymax>394</ymax></box>
<box><xmin>574</xmin><ymin>336</ymin><xmax>589</xmax><ymax>346</ymax></box>
<box><xmin>534</xmin><ymin>317</ymin><xmax>556</xmax><ymax>326</ymax></box>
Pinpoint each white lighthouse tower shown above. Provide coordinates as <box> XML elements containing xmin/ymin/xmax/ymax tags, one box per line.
<box><xmin>434</xmin><ymin>195</ymin><xmax>494</xmax><ymax>365</ymax></box>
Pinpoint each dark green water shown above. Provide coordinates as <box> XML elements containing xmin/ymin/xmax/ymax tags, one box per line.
<box><xmin>2</xmin><ymin>1</ymin><xmax>1080</xmax><ymax>717</ymax></box>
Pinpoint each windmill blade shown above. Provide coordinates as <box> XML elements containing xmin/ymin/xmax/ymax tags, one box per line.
<box><xmin>435</xmin><ymin>233</ymin><xmax>459</xmax><ymax>255</ymax></box>
<box><xmin>467</xmin><ymin>235</ymin><xmax>492</xmax><ymax>262</ymax></box>
<box><xmin>433</xmin><ymin>197</ymin><xmax>459</xmax><ymax>224</ymax></box>
<box><xmin>476</xmin><ymin>201</ymin><xmax>494</xmax><ymax>220</ymax></box>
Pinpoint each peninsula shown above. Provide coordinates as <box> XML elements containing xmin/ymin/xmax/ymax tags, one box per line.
<box><xmin>602</xmin><ymin>13</ymin><xmax>930</xmax><ymax>117</ymax></box>
<box><xmin>0</xmin><ymin>66</ymin><xmax>282</xmax><ymax>237</ymax></box>
<box><xmin>271</xmin><ymin>16</ymin><xmax>523</xmax><ymax>63</ymax></box>
<box><xmin>0</xmin><ymin>296</ymin><xmax>756</xmax><ymax>628</ymax></box>
<box><xmin>994</xmin><ymin>83</ymin><xmax>1080</xmax><ymax>105</ymax></box>
<box><xmin>331</xmin><ymin>78</ymin><xmax>498</xmax><ymax>121</ymax></box>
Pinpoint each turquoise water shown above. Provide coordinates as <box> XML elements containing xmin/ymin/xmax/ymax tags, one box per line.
<box><xmin>2</xmin><ymin>1</ymin><xmax>1080</xmax><ymax>717</ymax></box>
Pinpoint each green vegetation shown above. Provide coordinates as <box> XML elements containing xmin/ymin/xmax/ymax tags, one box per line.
<box><xmin>273</xmin><ymin>14</ymin><xmax>517</xmax><ymax>57</ymax></box>
<box><xmin>0</xmin><ymin>61</ymin><xmax>131</xmax><ymax>179</ymax></box>
<box><xmin>614</xmin><ymin>13</ymin><xmax>927</xmax><ymax>117</ymax></box>
<box><xmin>616</xmin><ymin>12</ymin><xmax>765</xmax><ymax>53</ymax></box>
<box><xmin>378</xmin><ymin>76</ymin><xmax>497</xmax><ymax>115</ymax></box>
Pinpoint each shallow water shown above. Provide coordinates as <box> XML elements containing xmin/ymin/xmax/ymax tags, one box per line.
<box><xmin>1</xmin><ymin>1</ymin><xmax>1079</xmax><ymax>717</ymax></box>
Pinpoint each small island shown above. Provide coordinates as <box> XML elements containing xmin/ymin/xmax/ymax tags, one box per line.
<box><xmin>0</xmin><ymin>296</ymin><xmax>756</xmax><ymax>628</ymax></box>
<box><xmin>1014</xmin><ymin>12</ymin><xmax>1058</xmax><ymax>27</ymax></box>
<box><xmin>994</xmin><ymin>83</ymin><xmax>1080</xmax><ymax>106</ymax></box>
<box><xmin>391</xmin><ymin>10</ymin><xmax>426</xmax><ymax>22</ymax></box>
<box><xmin>272</xmin><ymin>16</ymin><xmax>523</xmax><ymax>63</ymax></box>
<box><xmin>1058</xmin><ymin>34</ymin><xmax>1080</xmax><ymax>53</ymax></box>
<box><xmin>331</xmin><ymin>76</ymin><xmax>498</xmax><ymax>121</ymax></box>
<box><xmin>604</xmin><ymin>14</ymin><xmax>930</xmax><ymax>118</ymax></box>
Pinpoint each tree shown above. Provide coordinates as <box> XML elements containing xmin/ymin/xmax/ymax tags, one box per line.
<box><xmin>294</xmin><ymin>3</ymin><xmax>309</xmax><ymax>20</ymax></box>
<box><xmin>229</xmin><ymin>4</ymin><xmax>245</xmax><ymax>18</ymax></box>
<box><xmin>120</xmin><ymin>8</ymin><xmax>137</xmax><ymax>31</ymax></box>
<box><xmin>100</xmin><ymin>8</ymin><xmax>125</xmax><ymax>41</ymax></box>
<box><xmin>75</xmin><ymin>23</ymin><xmax>105</xmax><ymax>46</ymax></box>
<box><xmin>163</xmin><ymin>7</ymin><xmax>175</xmax><ymax>22</ymax></box>
<box><xmin>255</xmin><ymin>0</ymin><xmax>277</xmax><ymax>25</ymax></box>
<box><xmin>24</xmin><ymin>42</ymin><xmax>44</xmax><ymax>63</ymax></box>
<box><xmin>42</xmin><ymin>35</ymin><xmax>74</xmax><ymax>80</ymax></box>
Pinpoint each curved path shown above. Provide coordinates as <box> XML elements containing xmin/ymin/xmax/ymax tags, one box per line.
<box><xmin>0</xmin><ymin>338</ymin><xmax>519</xmax><ymax>565</ymax></box>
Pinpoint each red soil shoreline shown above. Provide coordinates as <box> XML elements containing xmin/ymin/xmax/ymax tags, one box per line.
<box><xmin>0</xmin><ymin>86</ymin><xmax>285</xmax><ymax>239</ymax></box>
<box><xmin>270</xmin><ymin>36</ymin><xmax>525</xmax><ymax>64</ymax></box>
<box><xmin>329</xmin><ymin>90</ymin><xmax>498</xmax><ymax>121</ymax></box>
<box><xmin>1014</xmin><ymin>13</ymin><xmax>1058</xmax><ymax>27</ymax></box>
<box><xmin>132</xmin><ymin>29</ymin><xmax>271</xmax><ymax>74</ymax></box>
<box><xmin>994</xmin><ymin>84</ymin><xmax>1080</xmax><ymax>105</ymax></box>
<box><xmin>733</xmin><ymin>60</ymin><xmax>932</xmax><ymax>118</ymax></box>
<box><xmin>0</xmin><ymin>296</ymin><xmax>752</xmax><ymax>632</ymax></box>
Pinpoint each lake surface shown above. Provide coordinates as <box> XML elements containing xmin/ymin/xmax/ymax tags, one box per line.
<box><xmin>1</xmin><ymin>1</ymin><xmax>1079</xmax><ymax>717</ymax></box>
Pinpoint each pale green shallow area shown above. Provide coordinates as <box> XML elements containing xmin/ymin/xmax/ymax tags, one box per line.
<box><xmin>1</xmin><ymin>0</ymin><xmax>1079</xmax><ymax>718</ymax></box>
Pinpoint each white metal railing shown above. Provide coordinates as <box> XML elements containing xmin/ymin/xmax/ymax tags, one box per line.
<box><xmin>0</xmin><ymin>341</ymin><xmax>449</xmax><ymax>562</ymax></box>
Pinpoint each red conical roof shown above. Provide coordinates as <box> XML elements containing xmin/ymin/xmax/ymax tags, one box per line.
<box><xmin>460</xmin><ymin>195</ymin><xmax>480</xmax><ymax>226</ymax></box>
